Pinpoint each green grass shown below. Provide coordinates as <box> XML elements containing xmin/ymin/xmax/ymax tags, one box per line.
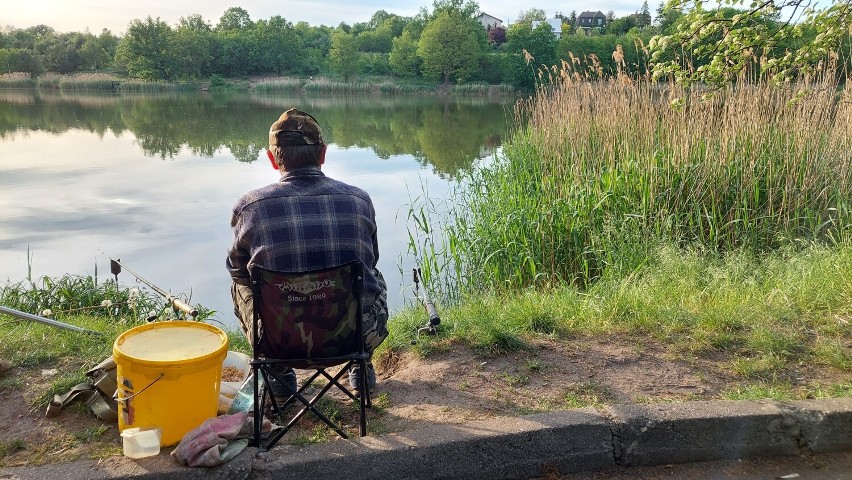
<box><xmin>0</xmin><ymin>439</ymin><xmax>26</xmax><ymax>457</ymax></box>
<box><xmin>378</xmin><ymin>241</ymin><xmax>852</xmax><ymax>393</ymax></box>
<box><xmin>0</xmin><ymin>271</ymin><xmax>229</xmax><ymax>410</ymax></box>
<box><xmin>563</xmin><ymin>381</ymin><xmax>614</xmax><ymax>408</ymax></box>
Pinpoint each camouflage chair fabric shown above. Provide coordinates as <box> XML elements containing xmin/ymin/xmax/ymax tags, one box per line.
<box><xmin>252</xmin><ymin>262</ymin><xmax>364</xmax><ymax>370</ymax></box>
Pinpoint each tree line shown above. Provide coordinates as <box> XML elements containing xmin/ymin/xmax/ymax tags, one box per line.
<box><xmin>1</xmin><ymin>0</ymin><xmax>849</xmax><ymax>88</ymax></box>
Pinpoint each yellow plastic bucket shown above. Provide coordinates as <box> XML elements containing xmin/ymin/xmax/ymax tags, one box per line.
<box><xmin>113</xmin><ymin>321</ymin><xmax>228</xmax><ymax>446</ymax></box>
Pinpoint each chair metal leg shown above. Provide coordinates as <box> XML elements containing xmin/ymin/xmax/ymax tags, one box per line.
<box><xmin>252</xmin><ymin>364</ymin><xmax>261</xmax><ymax>448</ymax></box>
<box><xmin>359</xmin><ymin>358</ymin><xmax>368</xmax><ymax>436</ymax></box>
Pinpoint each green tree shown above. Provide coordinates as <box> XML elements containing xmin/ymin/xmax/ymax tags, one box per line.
<box><xmin>216</xmin><ymin>7</ymin><xmax>253</xmax><ymax>31</ymax></box>
<box><xmin>417</xmin><ymin>11</ymin><xmax>482</xmax><ymax>84</ymax></box>
<box><xmin>294</xmin><ymin>22</ymin><xmax>332</xmax><ymax>74</ymax></box>
<box><xmin>607</xmin><ymin>16</ymin><xmax>638</xmax><ymax>36</ymax></box>
<box><xmin>650</xmin><ymin>0</ymin><xmax>849</xmax><ymax>85</ymax></box>
<box><xmin>0</xmin><ymin>48</ymin><xmax>42</xmax><ymax>74</ymax></box>
<box><xmin>34</xmin><ymin>31</ymin><xmax>84</xmax><ymax>73</ymax></box>
<box><xmin>637</xmin><ymin>1</ymin><xmax>652</xmax><ymax>27</ymax></box>
<box><xmin>654</xmin><ymin>2</ymin><xmax>682</xmax><ymax>33</ymax></box>
<box><xmin>115</xmin><ymin>17</ymin><xmax>179</xmax><ymax>80</ymax></box>
<box><xmin>174</xmin><ymin>15</ymin><xmax>214</xmax><ymax>78</ymax></box>
<box><xmin>431</xmin><ymin>0</ymin><xmax>480</xmax><ymax>18</ymax></box>
<box><xmin>253</xmin><ymin>16</ymin><xmax>303</xmax><ymax>74</ymax></box>
<box><xmin>329</xmin><ymin>31</ymin><xmax>359</xmax><ymax>80</ymax></box>
<box><xmin>79</xmin><ymin>33</ymin><xmax>109</xmax><ymax>71</ymax></box>
<box><xmin>505</xmin><ymin>21</ymin><xmax>557</xmax><ymax>88</ymax></box>
<box><xmin>516</xmin><ymin>8</ymin><xmax>547</xmax><ymax>24</ymax></box>
<box><xmin>390</xmin><ymin>30</ymin><xmax>420</xmax><ymax>77</ymax></box>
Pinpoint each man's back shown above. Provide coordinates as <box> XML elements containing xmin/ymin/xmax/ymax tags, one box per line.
<box><xmin>226</xmin><ymin>165</ymin><xmax>381</xmax><ymax>305</ymax></box>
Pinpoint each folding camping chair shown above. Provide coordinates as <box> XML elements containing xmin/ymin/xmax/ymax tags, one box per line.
<box><xmin>249</xmin><ymin>261</ymin><xmax>372</xmax><ymax>451</ymax></box>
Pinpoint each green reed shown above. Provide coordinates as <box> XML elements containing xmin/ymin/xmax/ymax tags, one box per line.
<box><xmin>377</xmin><ymin>82</ymin><xmax>437</xmax><ymax>95</ymax></box>
<box><xmin>413</xmin><ymin>69</ymin><xmax>851</xmax><ymax>296</ymax></box>
<box><xmin>253</xmin><ymin>77</ymin><xmax>304</xmax><ymax>94</ymax></box>
<box><xmin>303</xmin><ymin>78</ymin><xmax>375</xmax><ymax>95</ymax></box>
<box><xmin>119</xmin><ymin>80</ymin><xmax>197</xmax><ymax>93</ymax></box>
<box><xmin>449</xmin><ymin>82</ymin><xmax>491</xmax><ymax>96</ymax></box>
<box><xmin>0</xmin><ymin>73</ymin><xmax>35</xmax><ymax>89</ymax></box>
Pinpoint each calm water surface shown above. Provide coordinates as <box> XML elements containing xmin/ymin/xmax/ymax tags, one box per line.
<box><xmin>0</xmin><ymin>91</ymin><xmax>513</xmax><ymax>328</ymax></box>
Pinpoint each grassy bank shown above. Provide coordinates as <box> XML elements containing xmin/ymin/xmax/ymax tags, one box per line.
<box><xmin>0</xmin><ymin>273</ymin><xmax>247</xmax><ymax>407</ymax></box>
<box><xmin>385</xmin><ymin>241</ymin><xmax>852</xmax><ymax>400</ymax></box>
<box><xmin>0</xmin><ymin>240</ymin><xmax>849</xmax><ymax>466</ymax></box>
<box><xmin>395</xmin><ymin>62</ymin><xmax>851</xmax><ymax>399</ymax></box>
<box><xmin>1</xmin><ymin>240</ymin><xmax>849</xmax><ymax>422</ymax></box>
<box><xmin>0</xmin><ymin>73</ymin><xmax>198</xmax><ymax>93</ymax></box>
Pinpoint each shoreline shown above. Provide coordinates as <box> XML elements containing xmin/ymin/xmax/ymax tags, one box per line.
<box><xmin>0</xmin><ymin>72</ymin><xmax>521</xmax><ymax>97</ymax></box>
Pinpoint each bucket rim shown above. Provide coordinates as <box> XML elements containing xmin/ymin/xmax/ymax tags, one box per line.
<box><xmin>113</xmin><ymin>321</ymin><xmax>228</xmax><ymax>367</ymax></box>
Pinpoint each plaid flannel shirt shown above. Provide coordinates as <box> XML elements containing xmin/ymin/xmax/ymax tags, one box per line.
<box><xmin>227</xmin><ymin>166</ymin><xmax>381</xmax><ymax>305</ymax></box>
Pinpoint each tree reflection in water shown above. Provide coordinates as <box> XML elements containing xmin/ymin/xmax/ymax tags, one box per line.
<box><xmin>0</xmin><ymin>91</ymin><xmax>515</xmax><ymax>176</ymax></box>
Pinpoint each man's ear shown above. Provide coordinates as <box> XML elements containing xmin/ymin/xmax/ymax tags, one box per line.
<box><xmin>267</xmin><ymin>150</ymin><xmax>279</xmax><ymax>170</ymax></box>
<box><xmin>318</xmin><ymin>144</ymin><xmax>327</xmax><ymax>166</ymax></box>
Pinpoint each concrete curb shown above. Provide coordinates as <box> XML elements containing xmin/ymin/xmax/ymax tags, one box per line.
<box><xmin>2</xmin><ymin>398</ymin><xmax>850</xmax><ymax>480</ymax></box>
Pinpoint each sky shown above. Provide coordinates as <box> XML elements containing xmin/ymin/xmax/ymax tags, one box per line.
<box><xmin>2</xmin><ymin>0</ymin><xmax>642</xmax><ymax>35</ymax></box>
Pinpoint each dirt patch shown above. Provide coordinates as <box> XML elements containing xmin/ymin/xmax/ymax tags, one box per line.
<box><xmin>0</xmin><ymin>334</ymin><xmax>845</xmax><ymax>467</ymax></box>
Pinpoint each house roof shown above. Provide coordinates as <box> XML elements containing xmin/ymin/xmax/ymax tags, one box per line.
<box><xmin>577</xmin><ymin>11</ymin><xmax>606</xmax><ymax>19</ymax></box>
<box><xmin>476</xmin><ymin>12</ymin><xmax>503</xmax><ymax>22</ymax></box>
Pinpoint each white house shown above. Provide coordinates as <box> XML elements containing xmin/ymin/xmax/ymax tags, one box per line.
<box><xmin>531</xmin><ymin>18</ymin><xmax>563</xmax><ymax>38</ymax></box>
<box><xmin>476</xmin><ymin>12</ymin><xmax>503</xmax><ymax>30</ymax></box>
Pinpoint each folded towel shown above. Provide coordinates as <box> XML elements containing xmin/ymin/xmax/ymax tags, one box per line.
<box><xmin>171</xmin><ymin>411</ymin><xmax>271</xmax><ymax>467</ymax></box>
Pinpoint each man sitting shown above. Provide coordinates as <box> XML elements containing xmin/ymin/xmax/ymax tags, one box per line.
<box><xmin>227</xmin><ymin>108</ymin><xmax>388</xmax><ymax>400</ymax></box>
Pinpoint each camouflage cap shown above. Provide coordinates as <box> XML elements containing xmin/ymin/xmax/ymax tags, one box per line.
<box><xmin>269</xmin><ymin>108</ymin><xmax>325</xmax><ymax>147</ymax></box>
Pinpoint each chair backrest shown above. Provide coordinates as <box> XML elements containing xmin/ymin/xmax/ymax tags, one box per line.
<box><xmin>249</xmin><ymin>261</ymin><xmax>364</xmax><ymax>369</ymax></box>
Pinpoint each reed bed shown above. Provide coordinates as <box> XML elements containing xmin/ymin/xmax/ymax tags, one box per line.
<box><xmin>377</xmin><ymin>81</ymin><xmax>437</xmax><ymax>95</ymax></box>
<box><xmin>303</xmin><ymin>78</ymin><xmax>375</xmax><ymax>95</ymax></box>
<box><xmin>253</xmin><ymin>76</ymin><xmax>305</xmax><ymax>94</ymax></box>
<box><xmin>413</xmin><ymin>60</ymin><xmax>852</xmax><ymax>297</ymax></box>
<box><xmin>450</xmin><ymin>82</ymin><xmax>491</xmax><ymax>96</ymax></box>
<box><xmin>0</xmin><ymin>72</ymin><xmax>35</xmax><ymax>89</ymax></box>
<box><xmin>57</xmin><ymin>73</ymin><xmax>120</xmax><ymax>91</ymax></box>
<box><xmin>119</xmin><ymin>80</ymin><xmax>197</xmax><ymax>93</ymax></box>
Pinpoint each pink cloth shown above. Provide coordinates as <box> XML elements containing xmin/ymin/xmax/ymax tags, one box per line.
<box><xmin>171</xmin><ymin>411</ymin><xmax>270</xmax><ymax>467</ymax></box>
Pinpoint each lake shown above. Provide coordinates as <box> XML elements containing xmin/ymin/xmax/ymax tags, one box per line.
<box><xmin>0</xmin><ymin>90</ymin><xmax>514</xmax><ymax>328</ymax></box>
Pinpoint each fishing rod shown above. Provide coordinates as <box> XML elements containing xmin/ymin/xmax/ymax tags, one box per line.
<box><xmin>108</xmin><ymin>258</ymin><xmax>198</xmax><ymax>320</ymax></box>
<box><xmin>0</xmin><ymin>305</ymin><xmax>103</xmax><ymax>336</ymax></box>
<box><xmin>413</xmin><ymin>268</ymin><xmax>441</xmax><ymax>339</ymax></box>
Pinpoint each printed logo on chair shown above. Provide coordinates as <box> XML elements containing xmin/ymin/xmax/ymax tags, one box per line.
<box><xmin>275</xmin><ymin>279</ymin><xmax>336</xmax><ymax>295</ymax></box>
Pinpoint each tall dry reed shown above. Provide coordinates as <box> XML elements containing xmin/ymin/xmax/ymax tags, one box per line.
<box><xmin>418</xmin><ymin>56</ymin><xmax>852</xmax><ymax>296</ymax></box>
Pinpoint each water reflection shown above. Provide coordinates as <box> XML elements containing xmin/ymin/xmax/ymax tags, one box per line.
<box><xmin>0</xmin><ymin>90</ymin><xmax>515</xmax><ymax>326</ymax></box>
<box><xmin>0</xmin><ymin>91</ymin><xmax>512</xmax><ymax>176</ymax></box>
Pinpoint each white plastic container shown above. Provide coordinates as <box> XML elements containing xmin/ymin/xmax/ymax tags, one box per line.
<box><xmin>220</xmin><ymin>351</ymin><xmax>251</xmax><ymax>398</ymax></box>
<box><xmin>120</xmin><ymin>426</ymin><xmax>161</xmax><ymax>458</ymax></box>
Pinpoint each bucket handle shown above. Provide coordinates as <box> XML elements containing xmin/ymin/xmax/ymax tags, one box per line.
<box><xmin>113</xmin><ymin>373</ymin><xmax>164</xmax><ymax>403</ymax></box>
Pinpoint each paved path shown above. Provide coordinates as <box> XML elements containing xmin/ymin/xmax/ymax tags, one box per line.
<box><xmin>1</xmin><ymin>398</ymin><xmax>850</xmax><ymax>479</ymax></box>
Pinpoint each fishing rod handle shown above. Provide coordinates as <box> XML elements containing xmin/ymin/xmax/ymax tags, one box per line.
<box><xmin>169</xmin><ymin>297</ymin><xmax>199</xmax><ymax>318</ymax></box>
<box><xmin>424</xmin><ymin>299</ymin><xmax>441</xmax><ymax>326</ymax></box>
